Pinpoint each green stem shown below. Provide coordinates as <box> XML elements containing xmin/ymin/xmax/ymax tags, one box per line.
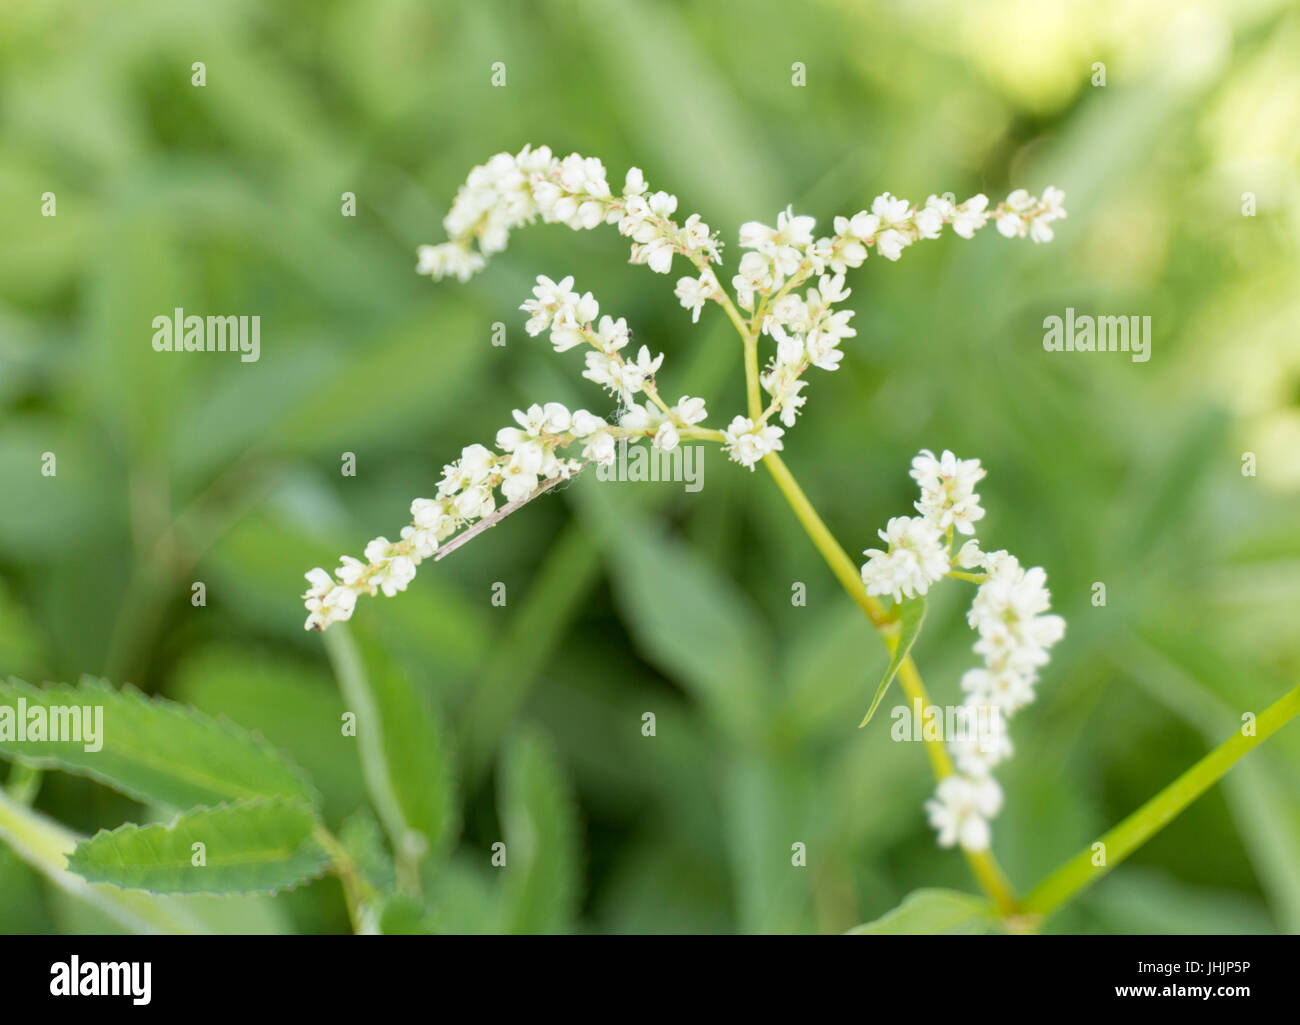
<box><xmin>313</xmin><ymin>823</ymin><xmax>378</xmax><ymax>934</ymax></box>
<box><xmin>321</xmin><ymin>624</ymin><xmax>423</xmax><ymax>896</ymax></box>
<box><xmin>743</xmin><ymin>333</ymin><xmax>762</xmax><ymax>419</ymax></box>
<box><xmin>5</xmin><ymin>764</ymin><xmax>42</xmax><ymax>805</ymax></box>
<box><xmin>761</xmin><ymin>451</ymin><xmax>1020</xmax><ymax>916</ymax></box>
<box><xmin>1023</xmin><ymin>681</ymin><xmax>1300</xmax><ymax>918</ymax></box>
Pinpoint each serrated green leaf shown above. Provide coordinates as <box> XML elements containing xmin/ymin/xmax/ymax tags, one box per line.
<box><xmin>67</xmin><ymin>799</ymin><xmax>329</xmax><ymax>896</ymax></box>
<box><xmin>847</xmin><ymin>888</ymin><xmax>996</xmax><ymax>935</ymax></box>
<box><xmin>0</xmin><ymin>790</ymin><xmax>295</xmax><ymax>934</ymax></box>
<box><xmin>498</xmin><ymin>731</ymin><xmax>581</xmax><ymax>934</ymax></box>
<box><xmin>0</xmin><ymin>677</ymin><xmax>318</xmax><ymax>811</ymax></box>
<box><xmin>170</xmin><ymin>646</ymin><xmax>367</xmax><ymax>825</ymax></box>
<box><xmin>859</xmin><ymin>596</ymin><xmax>926</xmax><ymax>728</ymax></box>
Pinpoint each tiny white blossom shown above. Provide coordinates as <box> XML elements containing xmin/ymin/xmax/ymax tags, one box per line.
<box><xmin>951</xmin><ymin>195</ymin><xmax>989</xmax><ymax>239</ymax></box>
<box><xmin>860</xmin><ymin>515</ymin><xmax>949</xmax><ymax>602</ymax></box>
<box><xmin>722</xmin><ymin>415</ymin><xmax>784</xmax><ymax>470</ymax></box>
<box><xmin>926</xmin><ymin>775</ymin><xmax>1003</xmax><ymax>851</ymax></box>
<box><xmin>653</xmin><ymin>422</ymin><xmax>680</xmax><ymax>451</ymax></box>
<box><xmin>910</xmin><ymin>448</ymin><xmax>986</xmax><ymax>536</ymax></box>
<box><xmin>672</xmin><ymin>395</ymin><xmax>708</xmax><ymax>426</ymax></box>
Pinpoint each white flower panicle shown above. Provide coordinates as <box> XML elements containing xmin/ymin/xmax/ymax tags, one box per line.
<box><xmin>417</xmin><ymin>144</ymin><xmax>722</xmax><ymax>294</ymax></box>
<box><xmin>327</xmin><ymin>146</ymin><xmax>1065</xmax><ymax>664</ymax></box>
<box><xmin>305</xmin><ymin>274</ymin><xmax>710</xmax><ymax>631</ymax></box>
<box><xmin>416</xmin><ymin>146</ymin><xmax>1063</xmax><ymax>461</ymax></box>
<box><xmin>860</xmin><ymin>450</ymin><xmax>1065</xmax><ymax>852</ymax></box>
<box><xmin>304</xmin><ymin>404</ymin><xmax>592</xmax><ymax>631</ymax></box>
<box><xmin>733</xmin><ymin>189</ymin><xmax>1061</xmax><ymax>435</ymax></box>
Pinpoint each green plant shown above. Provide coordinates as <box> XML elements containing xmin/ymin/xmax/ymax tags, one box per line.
<box><xmin>2</xmin><ymin>143</ymin><xmax>1296</xmax><ymax>936</ymax></box>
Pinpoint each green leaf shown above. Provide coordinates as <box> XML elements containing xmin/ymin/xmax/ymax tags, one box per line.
<box><xmin>371</xmin><ymin>892</ymin><xmax>434</xmax><ymax>935</ymax></box>
<box><xmin>847</xmin><ymin>888</ymin><xmax>996</xmax><ymax>935</ymax></box>
<box><xmin>321</xmin><ymin>628</ymin><xmax>457</xmax><ymax>885</ymax></box>
<box><xmin>67</xmin><ymin>799</ymin><xmax>330</xmax><ymax>896</ymax></box>
<box><xmin>0</xmin><ymin>790</ymin><xmax>295</xmax><ymax>934</ymax></box>
<box><xmin>497</xmin><ymin>731</ymin><xmax>581</xmax><ymax>934</ymax></box>
<box><xmin>575</xmin><ymin>478</ymin><xmax>771</xmax><ymax>738</ymax></box>
<box><xmin>170</xmin><ymin>647</ymin><xmax>367</xmax><ymax>826</ymax></box>
<box><xmin>0</xmin><ymin>677</ymin><xmax>318</xmax><ymax>811</ymax></box>
<box><xmin>859</xmin><ymin>596</ymin><xmax>926</xmax><ymax>728</ymax></box>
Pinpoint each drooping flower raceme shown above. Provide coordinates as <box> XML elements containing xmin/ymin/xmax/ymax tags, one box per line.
<box><xmin>302</xmin><ymin>276</ymin><xmax>709</xmax><ymax>631</ymax></box>
<box><xmin>860</xmin><ymin>450</ymin><xmax>1065</xmax><ymax>852</ymax></box>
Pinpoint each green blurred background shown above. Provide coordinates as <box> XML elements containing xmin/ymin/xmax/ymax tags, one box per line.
<box><xmin>2</xmin><ymin>0</ymin><xmax>1298</xmax><ymax>934</ymax></box>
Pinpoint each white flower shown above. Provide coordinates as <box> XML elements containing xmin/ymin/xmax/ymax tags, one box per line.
<box><xmin>303</xmin><ymin>573</ymin><xmax>358</xmax><ymax>631</ymax></box>
<box><xmin>860</xmin><ymin>515</ymin><xmax>949</xmax><ymax>602</ymax></box>
<box><xmin>910</xmin><ymin>448</ymin><xmax>986</xmax><ymax>536</ymax></box>
<box><xmin>521</xmin><ymin>275</ymin><xmax>579</xmax><ymax>336</ymax></box>
<box><xmin>589</xmin><ymin>315</ymin><xmax>629</xmax><ymax>353</ymax></box>
<box><xmin>871</xmin><ymin>192</ymin><xmax>912</xmax><ymax>225</ymax></box>
<box><xmin>335</xmin><ymin>555</ymin><xmax>368</xmax><ymax>587</ymax></box>
<box><xmin>672</xmin><ymin>395</ymin><xmax>708</xmax><ymax>425</ymax></box>
<box><xmin>618</xmin><ymin>401</ymin><xmax>661</xmax><ymax>433</ymax></box>
<box><xmin>674</xmin><ymin>271</ymin><xmax>718</xmax><ymax>323</ymax></box>
<box><xmin>409</xmin><ymin>499</ymin><xmax>449</xmax><ymax>535</ymax></box>
<box><xmin>875</xmin><ymin>228</ymin><xmax>907</xmax><ymax>262</ymax></box>
<box><xmin>640</xmin><ymin>237</ymin><xmax>675</xmax><ymax>274</ymax></box>
<box><xmin>760</xmin><ymin>362</ymin><xmax>809</xmax><ymax>427</ymax></box>
<box><xmin>653</xmin><ymin>422</ymin><xmax>680</xmax><ymax>451</ymax></box>
<box><xmin>951</xmin><ymin>195</ymin><xmax>989</xmax><ymax>239</ymax></box>
<box><xmin>926</xmin><ymin>775</ymin><xmax>1003</xmax><ymax>851</ymax></box>
<box><xmin>956</xmin><ymin>538</ymin><xmax>985</xmax><ymax>570</ymax></box>
<box><xmin>961</xmin><ymin>666</ymin><xmax>1037</xmax><ymax>716</ymax></box>
<box><xmin>948</xmin><ymin>702</ymin><xmax>1013</xmax><ymax>776</ymax></box>
<box><xmin>776</xmin><ymin>206</ymin><xmax>816</xmax><ymax>247</ymax></box>
<box><xmin>622</xmin><ymin>167</ymin><xmax>647</xmax><ymax>197</ymax></box>
<box><xmin>914</xmin><ymin>194</ymin><xmax>952</xmax><ymax>240</ymax></box>
<box><xmin>722</xmin><ymin>415</ymin><xmax>784</xmax><ymax>469</ymax></box>
<box><xmin>582</xmin><ymin>352</ymin><xmax>636</xmax><ymax>400</ymax></box>
<box><xmin>628</xmin><ymin>345</ymin><xmax>664</xmax><ymax>381</ymax></box>
<box><xmin>501</xmin><ymin>462</ymin><xmax>540</xmax><ymax>502</ymax></box>
<box><xmin>570</xmin><ymin>409</ymin><xmax>606</xmax><ymax>437</ymax></box>
<box><xmin>416</xmin><ymin>242</ymin><xmax>485</xmax><ymax>283</ymax></box>
<box><xmin>835</xmin><ymin>210</ymin><xmax>879</xmax><ymax>242</ymax></box>
<box><xmin>957</xmin><ymin>552</ymin><xmax>1065</xmax><ymax>720</ymax></box>
<box><xmin>373</xmin><ymin>553</ymin><xmax>417</xmax><ymax>597</ymax></box>
<box><xmin>582</xmin><ymin>429</ymin><xmax>617</xmax><ymax>466</ymax></box>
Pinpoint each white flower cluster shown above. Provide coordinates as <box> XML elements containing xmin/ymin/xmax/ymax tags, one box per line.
<box><xmin>732</xmin><ymin>188</ymin><xmax>1063</xmax><ymax>310</ymax></box>
<box><xmin>993</xmin><ymin>186</ymin><xmax>1068</xmax><ymax>243</ymax></box>
<box><xmin>415</xmin><ymin>145</ymin><xmax>1065</xmax><ymax>477</ymax></box>
<box><xmin>305</xmin><ymin>275</ymin><xmax>709</xmax><ymax>631</ymax></box>
<box><xmin>927</xmin><ymin>544</ymin><xmax>1064</xmax><ymax>851</ymax></box>
<box><xmin>857</xmin><ymin>450</ymin><xmax>1064</xmax><ymax>852</ymax></box>
<box><xmin>721</xmin><ymin>415</ymin><xmax>784</xmax><ymax>470</ymax></box>
<box><xmin>859</xmin><ymin>449</ymin><xmax>986</xmax><ymax>602</ymax></box>
<box><xmin>305</xmin><ymin>403</ymin><xmax>598</xmax><ymax>631</ymax></box>
<box><xmin>732</xmin><ymin>188</ymin><xmax>1063</xmax><ymax>437</ymax></box>
<box><xmin>416</xmin><ymin>145</ymin><xmax>722</xmax><ymax>291</ymax></box>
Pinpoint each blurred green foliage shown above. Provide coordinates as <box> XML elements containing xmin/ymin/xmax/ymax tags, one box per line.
<box><xmin>2</xmin><ymin>0</ymin><xmax>1298</xmax><ymax>933</ymax></box>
